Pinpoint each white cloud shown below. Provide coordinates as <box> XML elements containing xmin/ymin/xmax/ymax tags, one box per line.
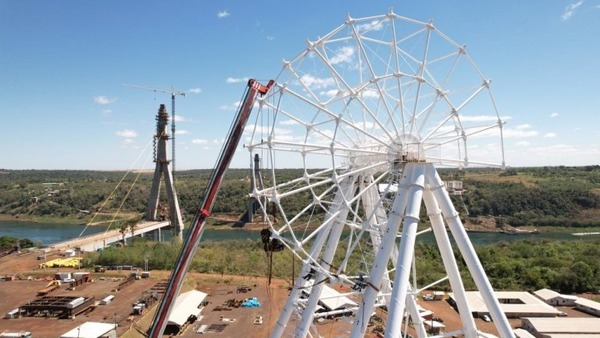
<box><xmin>359</xmin><ymin>88</ymin><xmax>380</xmax><ymax>99</ymax></box>
<box><xmin>116</xmin><ymin>129</ymin><xmax>138</xmax><ymax>138</ymax></box>
<box><xmin>330</xmin><ymin>46</ymin><xmax>355</xmax><ymax>65</ymax></box>
<box><xmin>356</xmin><ymin>20</ymin><xmax>384</xmax><ymax>32</ymax></box>
<box><xmin>219</xmin><ymin>100</ymin><xmax>241</xmax><ymax>111</ymax></box>
<box><xmin>226</xmin><ymin>77</ymin><xmax>249</xmax><ymax>84</ymax></box>
<box><xmin>550</xmin><ymin>112</ymin><xmax>559</xmax><ymax>118</ymax></box>
<box><xmin>544</xmin><ymin>132</ymin><xmax>557</xmax><ymax>138</ymax></box>
<box><xmin>266</xmin><ymin>35</ymin><xmax>275</xmax><ymax>41</ymax></box>
<box><xmin>101</xmin><ymin>109</ymin><xmax>112</xmax><ymax>117</ymax></box>
<box><xmin>176</xmin><ymin>130</ymin><xmax>190</xmax><ymax>135</ymax></box>
<box><xmin>280</xmin><ymin>119</ymin><xmax>300</xmax><ymax>126</ymax></box>
<box><xmin>562</xmin><ymin>0</ymin><xmax>585</xmax><ymax>21</ymax></box>
<box><xmin>189</xmin><ymin>88</ymin><xmax>202</xmax><ymax>94</ymax></box>
<box><xmin>507</xmin><ymin>143</ymin><xmax>600</xmax><ymax>167</ymax></box>
<box><xmin>321</xmin><ymin>89</ymin><xmax>339</xmax><ymax>98</ymax></box>
<box><xmin>502</xmin><ymin>124</ymin><xmax>539</xmax><ymax>138</ymax></box>
<box><xmin>121</xmin><ymin>138</ymin><xmax>138</xmax><ymax>149</ymax></box>
<box><xmin>459</xmin><ymin>115</ymin><xmax>501</xmax><ymax>122</ymax></box>
<box><xmin>174</xmin><ymin>115</ymin><xmax>187</xmax><ymax>122</ymax></box>
<box><xmin>515</xmin><ymin>141</ymin><xmax>530</xmax><ymax>146</ymax></box>
<box><xmin>217</xmin><ymin>10</ymin><xmax>230</xmax><ymax>19</ymax></box>
<box><xmin>94</xmin><ymin>96</ymin><xmax>117</xmax><ymax>105</ymax></box>
<box><xmin>299</xmin><ymin>74</ymin><xmax>335</xmax><ymax>90</ymax></box>
<box><xmin>192</xmin><ymin>139</ymin><xmax>208</xmax><ymax>145</ymax></box>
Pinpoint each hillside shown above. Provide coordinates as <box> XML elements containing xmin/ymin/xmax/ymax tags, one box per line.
<box><xmin>1</xmin><ymin>166</ymin><xmax>600</xmax><ymax>230</ymax></box>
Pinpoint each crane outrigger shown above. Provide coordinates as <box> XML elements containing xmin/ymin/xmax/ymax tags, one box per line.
<box><xmin>147</xmin><ymin>78</ymin><xmax>274</xmax><ymax>338</ymax></box>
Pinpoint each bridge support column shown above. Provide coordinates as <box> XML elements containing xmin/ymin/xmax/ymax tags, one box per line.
<box><xmin>146</xmin><ymin>104</ymin><xmax>185</xmax><ymax>241</ymax></box>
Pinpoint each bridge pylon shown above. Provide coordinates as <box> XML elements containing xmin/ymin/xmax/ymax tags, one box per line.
<box><xmin>146</xmin><ymin>104</ymin><xmax>184</xmax><ymax>241</ymax></box>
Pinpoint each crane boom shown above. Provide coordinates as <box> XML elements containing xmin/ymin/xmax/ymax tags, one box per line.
<box><xmin>147</xmin><ymin>78</ymin><xmax>274</xmax><ymax>338</ymax></box>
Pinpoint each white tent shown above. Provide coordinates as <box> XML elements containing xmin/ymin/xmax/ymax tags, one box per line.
<box><xmin>167</xmin><ymin>290</ymin><xmax>207</xmax><ymax>328</ymax></box>
<box><xmin>60</xmin><ymin>322</ymin><xmax>116</xmax><ymax>338</ymax></box>
<box><xmin>303</xmin><ymin>280</ymin><xmax>357</xmax><ymax>311</ymax></box>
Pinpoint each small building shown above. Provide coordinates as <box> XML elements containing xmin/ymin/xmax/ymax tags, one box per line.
<box><xmin>575</xmin><ymin>297</ymin><xmax>600</xmax><ymax>317</ymax></box>
<box><xmin>165</xmin><ymin>290</ymin><xmax>207</xmax><ymax>334</ymax></box>
<box><xmin>433</xmin><ymin>291</ymin><xmax>445</xmax><ymax>300</ymax></box>
<box><xmin>416</xmin><ymin>305</ymin><xmax>433</xmax><ymax>321</ymax></box>
<box><xmin>302</xmin><ymin>280</ymin><xmax>357</xmax><ymax>317</ymax></box>
<box><xmin>60</xmin><ymin>322</ymin><xmax>116</xmax><ymax>338</ymax></box>
<box><xmin>448</xmin><ymin>291</ymin><xmax>562</xmax><ymax>319</ymax></box>
<box><xmin>100</xmin><ymin>295</ymin><xmax>114</xmax><ymax>305</ymax></box>
<box><xmin>513</xmin><ymin>328</ymin><xmax>535</xmax><ymax>338</ymax></box>
<box><xmin>423</xmin><ymin>320</ymin><xmax>445</xmax><ymax>334</ymax></box>
<box><xmin>0</xmin><ymin>332</ymin><xmax>32</xmax><ymax>338</ymax></box>
<box><xmin>55</xmin><ymin>272</ymin><xmax>73</xmax><ymax>282</ymax></box>
<box><xmin>318</xmin><ymin>283</ymin><xmax>357</xmax><ymax>312</ymax></box>
<box><xmin>444</xmin><ymin>181</ymin><xmax>464</xmax><ymax>195</ymax></box>
<box><xmin>4</xmin><ymin>308</ymin><xmax>19</xmax><ymax>319</ymax></box>
<box><xmin>533</xmin><ymin>288</ymin><xmax>578</xmax><ymax>306</ymax></box>
<box><xmin>521</xmin><ymin>317</ymin><xmax>600</xmax><ymax>337</ymax></box>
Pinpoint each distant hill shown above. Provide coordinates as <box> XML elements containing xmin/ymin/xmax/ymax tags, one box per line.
<box><xmin>1</xmin><ymin>166</ymin><xmax>599</xmax><ymax>229</ymax></box>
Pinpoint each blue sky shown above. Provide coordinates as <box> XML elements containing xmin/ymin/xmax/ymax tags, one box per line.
<box><xmin>1</xmin><ymin>0</ymin><xmax>599</xmax><ymax>170</ymax></box>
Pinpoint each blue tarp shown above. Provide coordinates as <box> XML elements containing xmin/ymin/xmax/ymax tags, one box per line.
<box><xmin>241</xmin><ymin>297</ymin><xmax>261</xmax><ymax>307</ymax></box>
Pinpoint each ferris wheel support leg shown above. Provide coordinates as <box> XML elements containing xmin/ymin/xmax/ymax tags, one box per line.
<box><xmin>423</xmin><ymin>184</ymin><xmax>478</xmax><ymax>337</ymax></box>
<box><xmin>270</xmin><ymin>233</ymin><xmax>331</xmax><ymax>338</ymax></box>
<box><xmin>295</xmin><ymin>176</ymin><xmax>356</xmax><ymax>338</ymax></box>
<box><xmin>350</xmin><ymin>165</ymin><xmax>414</xmax><ymax>338</ymax></box>
<box><xmin>361</xmin><ymin>178</ymin><xmax>394</xmax><ymax>304</ymax></box>
<box><xmin>428</xmin><ymin>167</ymin><xmax>515</xmax><ymax>338</ymax></box>
<box><xmin>384</xmin><ymin>163</ymin><xmax>426</xmax><ymax>338</ymax></box>
<box><xmin>405</xmin><ymin>289</ymin><xmax>428</xmax><ymax>337</ymax></box>
<box><xmin>361</xmin><ymin>178</ymin><xmax>426</xmax><ymax>337</ymax></box>
<box><xmin>271</xmin><ymin>176</ymin><xmax>356</xmax><ymax>338</ymax></box>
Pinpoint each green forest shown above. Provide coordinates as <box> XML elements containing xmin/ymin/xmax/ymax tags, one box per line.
<box><xmin>84</xmin><ymin>236</ymin><xmax>600</xmax><ymax>295</ymax></box>
<box><xmin>1</xmin><ymin>166</ymin><xmax>600</xmax><ymax>294</ymax></box>
<box><xmin>1</xmin><ymin>166</ymin><xmax>599</xmax><ymax>229</ymax></box>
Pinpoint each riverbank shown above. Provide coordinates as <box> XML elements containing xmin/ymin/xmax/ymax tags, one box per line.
<box><xmin>0</xmin><ymin>214</ymin><xmax>83</xmax><ymax>225</ymax></box>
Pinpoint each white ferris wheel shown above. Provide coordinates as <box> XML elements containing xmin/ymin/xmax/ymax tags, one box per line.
<box><xmin>246</xmin><ymin>9</ymin><xmax>514</xmax><ymax>338</ymax></box>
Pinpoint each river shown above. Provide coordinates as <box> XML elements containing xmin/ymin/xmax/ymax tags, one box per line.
<box><xmin>0</xmin><ymin>220</ymin><xmax>591</xmax><ymax>247</ymax></box>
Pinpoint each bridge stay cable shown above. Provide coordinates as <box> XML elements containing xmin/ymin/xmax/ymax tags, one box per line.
<box><xmin>77</xmin><ymin>138</ymin><xmax>154</xmax><ymax>239</ymax></box>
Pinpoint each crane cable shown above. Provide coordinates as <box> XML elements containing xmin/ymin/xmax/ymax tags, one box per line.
<box><xmin>78</xmin><ymin>138</ymin><xmax>154</xmax><ymax>238</ymax></box>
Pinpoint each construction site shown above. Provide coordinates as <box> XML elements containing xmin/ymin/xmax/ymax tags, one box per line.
<box><xmin>2</xmin><ymin>8</ymin><xmax>600</xmax><ymax>338</ymax></box>
<box><xmin>0</xmin><ymin>250</ymin><xmax>292</xmax><ymax>338</ymax></box>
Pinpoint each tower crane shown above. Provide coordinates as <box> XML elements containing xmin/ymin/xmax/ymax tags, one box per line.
<box><xmin>123</xmin><ymin>84</ymin><xmax>186</xmax><ymax>175</ymax></box>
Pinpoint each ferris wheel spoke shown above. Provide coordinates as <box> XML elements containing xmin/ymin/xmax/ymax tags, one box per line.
<box><xmin>248</xmin><ymin>9</ymin><xmax>508</xmax><ymax>337</ymax></box>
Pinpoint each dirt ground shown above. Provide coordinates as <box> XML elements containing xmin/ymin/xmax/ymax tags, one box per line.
<box><xmin>0</xmin><ymin>249</ymin><xmax>381</xmax><ymax>338</ymax></box>
<box><xmin>2</xmin><ymin>249</ymin><xmax>596</xmax><ymax>338</ymax></box>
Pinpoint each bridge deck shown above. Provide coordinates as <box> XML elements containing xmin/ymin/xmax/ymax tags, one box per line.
<box><xmin>50</xmin><ymin>221</ymin><xmax>171</xmax><ymax>252</ymax></box>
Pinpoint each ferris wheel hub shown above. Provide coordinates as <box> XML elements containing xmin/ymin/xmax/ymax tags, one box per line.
<box><xmin>387</xmin><ymin>134</ymin><xmax>424</xmax><ymax>165</ymax></box>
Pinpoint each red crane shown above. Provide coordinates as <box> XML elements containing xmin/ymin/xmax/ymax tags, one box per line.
<box><xmin>147</xmin><ymin>78</ymin><xmax>274</xmax><ymax>338</ymax></box>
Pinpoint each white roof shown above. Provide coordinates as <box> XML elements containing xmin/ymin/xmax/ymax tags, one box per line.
<box><xmin>60</xmin><ymin>322</ymin><xmax>115</xmax><ymax>338</ymax></box>
<box><xmin>167</xmin><ymin>290</ymin><xmax>207</xmax><ymax>327</ymax></box>
<box><xmin>449</xmin><ymin>291</ymin><xmax>561</xmax><ymax>316</ymax></box>
<box><xmin>576</xmin><ymin>297</ymin><xmax>600</xmax><ymax>310</ymax></box>
<box><xmin>523</xmin><ymin>317</ymin><xmax>600</xmax><ymax>334</ymax></box>
<box><xmin>319</xmin><ymin>283</ymin><xmax>357</xmax><ymax>311</ymax></box>
<box><xmin>534</xmin><ymin>288</ymin><xmax>578</xmax><ymax>301</ymax></box>
<box><xmin>304</xmin><ymin>280</ymin><xmax>357</xmax><ymax>311</ymax></box>
<box><xmin>167</xmin><ymin>290</ymin><xmax>207</xmax><ymax>326</ymax></box>
<box><xmin>513</xmin><ymin>328</ymin><xmax>535</xmax><ymax>338</ymax></box>
<box><xmin>424</xmin><ymin>320</ymin><xmax>445</xmax><ymax>328</ymax></box>
<box><xmin>534</xmin><ymin>288</ymin><xmax>560</xmax><ymax>300</ymax></box>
